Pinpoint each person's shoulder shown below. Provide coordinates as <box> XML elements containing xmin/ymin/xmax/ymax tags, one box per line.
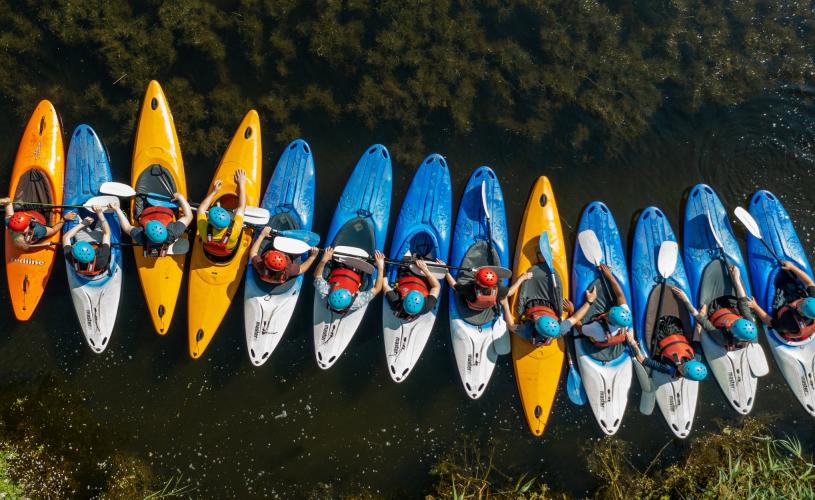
<box><xmin>806</xmin><ymin>285</ymin><xmax>815</xmax><ymax>297</ymax></box>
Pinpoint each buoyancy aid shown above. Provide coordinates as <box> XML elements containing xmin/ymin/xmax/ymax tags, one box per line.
<box><xmin>254</xmin><ymin>250</ymin><xmax>291</xmax><ymax>285</ymax></box>
<box><xmin>397</xmin><ymin>274</ymin><xmax>429</xmax><ymax>299</ymax></box>
<box><xmin>466</xmin><ymin>286</ymin><xmax>498</xmax><ymax>311</ymax></box>
<box><xmin>138</xmin><ymin>206</ymin><xmax>175</xmax><ymax>257</ymax></box>
<box><xmin>522</xmin><ymin>304</ymin><xmax>558</xmax><ymax>321</ymax></box>
<box><xmin>657</xmin><ymin>334</ymin><xmax>695</xmax><ymax>364</ymax></box>
<box><xmin>777</xmin><ymin>298</ymin><xmax>815</xmax><ymax>341</ymax></box>
<box><xmin>709</xmin><ymin>307</ymin><xmax>741</xmax><ymax>330</ymax></box>
<box><xmin>204</xmin><ymin>221</ymin><xmax>238</xmax><ymax>257</ymax></box>
<box><xmin>586</xmin><ymin>312</ymin><xmax>627</xmax><ymax>347</ymax></box>
<box><xmin>328</xmin><ymin>267</ymin><xmax>362</xmax><ymax>295</ymax></box>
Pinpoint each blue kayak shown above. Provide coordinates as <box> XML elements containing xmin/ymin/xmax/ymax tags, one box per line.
<box><xmin>448</xmin><ymin>166</ymin><xmax>509</xmax><ymax>400</ymax></box>
<box><xmin>63</xmin><ymin>124</ymin><xmax>123</xmax><ymax>353</ymax></box>
<box><xmin>382</xmin><ymin>153</ymin><xmax>452</xmax><ymax>383</ymax></box>
<box><xmin>244</xmin><ymin>139</ymin><xmax>316</xmax><ymax>366</ymax></box>
<box><xmin>630</xmin><ymin>206</ymin><xmax>698</xmax><ymax>438</ymax></box>
<box><xmin>747</xmin><ymin>190</ymin><xmax>815</xmax><ymax>416</ymax></box>
<box><xmin>313</xmin><ymin>144</ymin><xmax>392</xmax><ymax>369</ymax></box>
<box><xmin>683</xmin><ymin>183</ymin><xmax>765</xmax><ymax>415</ymax></box>
<box><xmin>571</xmin><ymin>201</ymin><xmax>632</xmax><ymax>435</ymax></box>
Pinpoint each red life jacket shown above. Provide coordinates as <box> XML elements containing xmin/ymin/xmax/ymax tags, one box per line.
<box><xmin>657</xmin><ymin>334</ymin><xmax>695</xmax><ymax>364</ymax></box>
<box><xmin>466</xmin><ymin>286</ymin><xmax>498</xmax><ymax>311</ymax></box>
<box><xmin>397</xmin><ymin>275</ymin><xmax>429</xmax><ymax>299</ymax></box>
<box><xmin>328</xmin><ymin>267</ymin><xmax>362</xmax><ymax>295</ymax></box>
<box><xmin>254</xmin><ymin>251</ymin><xmax>291</xmax><ymax>285</ymax></box>
<box><xmin>709</xmin><ymin>307</ymin><xmax>741</xmax><ymax>330</ymax></box>
<box><xmin>777</xmin><ymin>298</ymin><xmax>815</xmax><ymax>341</ymax></box>
<box><xmin>204</xmin><ymin>222</ymin><xmax>239</xmax><ymax>257</ymax></box>
<box><xmin>586</xmin><ymin>312</ymin><xmax>627</xmax><ymax>347</ymax></box>
<box><xmin>138</xmin><ymin>206</ymin><xmax>175</xmax><ymax>257</ymax></box>
<box><xmin>522</xmin><ymin>304</ymin><xmax>558</xmax><ymax>321</ymax></box>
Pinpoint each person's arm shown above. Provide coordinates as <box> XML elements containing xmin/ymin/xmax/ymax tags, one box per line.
<box><xmin>197</xmin><ymin>181</ymin><xmax>221</xmax><ymax>215</ymax></box>
<box><xmin>782</xmin><ymin>261</ymin><xmax>815</xmax><ymax>288</ymax></box>
<box><xmin>297</xmin><ymin>248</ymin><xmax>320</xmax><ymax>275</ymax></box>
<box><xmin>42</xmin><ymin>212</ymin><xmax>76</xmax><ymax>239</ymax></box>
<box><xmin>624</xmin><ymin>329</ymin><xmax>647</xmax><ymax>363</ymax></box>
<box><xmin>313</xmin><ymin>247</ymin><xmax>334</xmax><ymax>278</ymax></box>
<box><xmin>62</xmin><ymin>215</ymin><xmax>91</xmax><ymax>246</ymax></box>
<box><xmin>1</xmin><ymin>197</ymin><xmax>13</xmax><ymax>218</ymax></box>
<box><xmin>233</xmin><ymin>170</ymin><xmax>247</xmax><ymax>218</ymax></box>
<box><xmin>746</xmin><ymin>296</ymin><xmax>771</xmax><ymax>326</ymax></box>
<box><xmin>729</xmin><ymin>265</ymin><xmax>748</xmax><ymax>299</ymax></box>
<box><xmin>174</xmin><ymin>193</ymin><xmax>194</xmax><ymax>227</ymax></box>
<box><xmin>110</xmin><ymin>203</ymin><xmax>135</xmax><ymax>235</ymax></box>
<box><xmin>501</xmin><ymin>297</ymin><xmax>518</xmax><ymax>333</ymax></box>
<box><xmin>250</xmin><ymin>226</ymin><xmax>271</xmax><ymax>259</ymax></box>
<box><xmin>94</xmin><ymin>206</ymin><xmax>112</xmax><ymax>245</ymax></box>
<box><xmin>599</xmin><ymin>264</ymin><xmax>626</xmax><ymax>306</ymax></box>
<box><xmin>670</xmin><ymin>286</ymin><xmax>699</xmax><ymax>317</ymax></box>
<box><xmin>444</xmin><ymin>271</ymin><xmax>457</xmax><ymax>290</ymax></box>
<box><xmin>506</xmin><ymin>271</ymin><xmax>532</xmax><ymax>299</ymax></box>
<box><xmin>370</xmin><ymin>251</ymin><xmax>386</xmax><ymax>296</ymax></box>
<box><xmin>567</xmin><ymin>286</ymin><xmax>598</xmax><ymax>325</ymax></box>
<box><xmin>416</xmin><ymin>259</ymin><xmax>441</xmax><ymax>297</ymax></box>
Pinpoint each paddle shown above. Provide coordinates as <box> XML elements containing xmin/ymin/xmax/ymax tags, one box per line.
<box><xmin>273</xmin><ymin>229</ymin><xmax>320</xmax><ymax>247</ymax></box>
<box><xmin>99</xmin><ymin>182</ymin><xmax>137</xmax><ymax>197</ymax></box>
<box><xmin>734</xmin><ymin>206</ymin><xmax>787</xmax><ymax>268</ymax></box>
<box><xmin>482</xmin><ymin>181</ymin><xmax>510</xmax><ymax>355</ymax></box>
<box><xmin>577</xmin><ymin>230</ymin><xmax>604</xmax><ymax>267</ymax></box>
<box><xmin>746</xmin><ymin>342</ymin><xmax>770</xmax><ymax>377</ymax></box>
<box><xmin>5</xmin><ymin>195</ymin><xmax>120</xmax><ymax>211</ymax></box>
<box><xmin>273</xmin><ymin>236</ymin><xmax>311</xmax><ymax>255</ymax></box>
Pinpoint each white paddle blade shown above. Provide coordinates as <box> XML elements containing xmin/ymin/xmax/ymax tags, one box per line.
<box><xmin>706</xmin><ymin>213</ymin><xmax>725</xmax><ymax>250</ymax></box>
<box><xmin>577</xmin><ymin>230</ymin><xmax>604</xmax><ymax>266</ymax></box>
<box><xmin>746</xmin><ymin>342</ymin><xmax>770</xmax><ymax>377</ymax></box>
<box><xmin>334</xmin><ymin>256</ymin><xmax>375</xmax><ymax>275</ymax></box>
<box><xmin>83</xmin><ymin>195</ymin><xmax>120</xmax><ymax>212</ymax></box>
<box><xmin>480</xmin><ymin>181</ymin><xmax>490</xmax><ymax>220</ymax></box>
<box><xmin>409</xmin><ymin>263</ymin><xmax>446</xmax><ymax>280</ymax></box>
<box><xmin>657</xmin><ymin>241</ymin><xmax>679</xmax><ymax>280</ymax></box>
<box><xmin>334</xmin><ymin>246</ymin><xmax>370</xmax><ymax>259</ymax></box>
<box><xmin>243</xmin><ymin>206</ymin><xmax>270</xmax><ymax>226</ymax></box>
<box><xmin>273</xmin><ymin>236</ymin><xmax>311</xmax><ymax>255</ymax></box>
<box><xmin>99</xmin><ymin>182</ymin><xmax>136</xmax><ymax>198</ymax></box>
<box><xmin>734</xmin><ymin>206</ymin><xmax>762</xmax><ymax>239</ymax></box>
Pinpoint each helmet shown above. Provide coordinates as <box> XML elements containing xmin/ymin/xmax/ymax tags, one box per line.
<box><xmin>328</xmin><ymin>288</ymin><xmax>353</xmax><ymax>310</ymax></box>
<box><xmin>145</xmin><ymin>220</ymin><xmax>168</xmax><ymax>244</ymax></box>
<box><xmin>264</xmin><ymin>250</ymin><xmax>287</xmax><ymax>271</ymax></box>
<box><xmin>475</xmin><ymin>268</ymin><xmax>498</xmax><ymax>287</ymax></box>
<box><xmin>730</xmin><ymin>318</ymin><xmax>757</xmax><ymax>341</ymax></box>
<box><xmin>800</xmin><ymin>297</ymin><xmax>815</xmax><ymax>319</ymax></box>
<box><xmin>534</xmin><ymin>315</ymin><xmax>561</xmax><ymax>338</ymax></box>
<box><xmin>208</xmin><ymin>206</ymin><xmax>231</xmax><ymax>230</ymax></box>
<box><xmin>71</xmin><ymin>241</ymin><xmax>96</xmax><ymax>264</ymax></box>
<box><xmin>8</xmin><ymin>213</ymin><xmax>31</xmax><ymax>232</ymax></box>
<box><xmin>682</xmin><ymin>359</ymin><xmax>708</xmax><ymax>381</ymax></box>
<box><xmin>403</xmin><ymin>291</ymin><xmax>425</xmax><ymax>315</ymax></box>
<box><xmin>608</xmin><ymin>306</ymin><xmax>632</xmax><ymax>328</ymax></box>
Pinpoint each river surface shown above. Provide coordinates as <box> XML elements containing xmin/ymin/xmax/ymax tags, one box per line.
<box><xmin>2</xmin><ymin>47</ymin><xmax>815</xmax><ymax>500</ymax></box>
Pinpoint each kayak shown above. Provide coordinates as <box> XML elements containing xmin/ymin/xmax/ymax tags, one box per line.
<box><xmin>244</xmin><ymin>139</ymin><xmax>315</xmax><ymax>366</ymax></box>
<box><xmin>683</xmin><ymin>183</ymin><xmax>762</xmax><ymax>415</ymax></box>
<box><xmin>313</xmin><ymin>144</ymin><xmax>392</xmax><ymax>369</ymax></box>
<box><xmin>188</xmin><ymin>110</ymin><xmax>262</xmax><ymax>359</ymax></box>
<box><xmin>382</xmin><ymin>153</ymin><xmax>451</xmax><ymax>382</ymax></box>
<box><xmin>449</xmin><ymin>166</ymin><xmax>509</xmax><ymax>400</ymax></box>
<box><xmin>6</xmin><ymin>100</ymin><xmax>65</xmax><ymax>321</ymax></box>
<box><xmin>131</xmin><ymin>80</ymin><xmax>188</xmax><ymax>335</ymax></box>
<box><xmin>510</xmin><ymin>176</ymin><xmax>567</xmax><ymax>436</ymax></box>
<box><xmin>630</xmin><ymin>206</ymin><xmax>698</xmax><ymax>438</ymax></box>
<box><xmin>63</xmin><ymin>124</ymin><xmax>123</xmax><ymax>353</ymax></box>
<box><xmin>572</xmin><ymin>201</ymin><xmax>632</xmax><ymax>435</ymax></box>
<box><xmin>747</xmin><ymin>190</ymin><xmax>815</xmax><ymax>416</ymax></box>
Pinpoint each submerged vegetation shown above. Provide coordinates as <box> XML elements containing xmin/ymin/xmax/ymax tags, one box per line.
<box><xmin>1</xmin><ymin>1</ymin><xmax>814</xmax><ymax>163</ymax></box>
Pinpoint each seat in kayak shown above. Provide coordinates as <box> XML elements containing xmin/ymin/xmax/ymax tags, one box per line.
<box><xmin>135</xmin><ymin>164</ymin><xmax>177</xmax><ymax>216</ymax></box>
<box><xmin>14</xmin><ymin>169</ymin><xmax>54</xmax><ymax>225</ymax></box>
<box><xmin>324</xmin><ymin>216</ymin><xmax>375</xmax><ymax>290</ymax></box>
<box><xmin>644</xmin><ymin>284</ymin><xmax>694</xmax><ymax>353</ymax></box>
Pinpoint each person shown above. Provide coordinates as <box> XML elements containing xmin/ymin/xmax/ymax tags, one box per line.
<box><xmin>112</xmin><ymin>193</ymin><xmax>193</xmax><ymax>256</ymax></box>
<box><xmin>501</xmin><ymin>269</ymin><xmax>598</xmax><ymax>346</ymax></box>
<box><xmin>196</xmin><ymin>170</ymin><xmax>248</xmax><ymax>258</ymax></box>
<box><xmin>62</xmin><ymin>205</ymin><xmax>112</xmax><ymax>276</ymax></box>
<box><xmin>249</xmin><ymin>225</ymin><xmax>319</xmax><ymax>284</ymax></box>
<box><xmin>623</xmin><ymin>319</ymin><xmax>708</xmax><ymax>381</ymax></box>
<box><xmin>383</xmin><ymin>258</ymin><xmax>443</xmax><ymax>320</ymax></box>
<box><xmin>1</xmin><ymin>196</ymin><xmax>76</xmax><ymax>250</ymax></box>
<box><xmin>671</xmin><ymin>264</ymin><xmax>758</xmax><ymax>350</ymax></box>
<box><xmin>314</xmin><ymin>247</ymin><xmax>385</xmax><ymax>313</ymax></box>
<box><xmin>574</xmin><ymin>264</ymin><xmax>633</xmax><ymax>349</ymax></box>
<box><xmin>748</xmin><ymin>261</ymin><xmax>815</xmax><ymax>342</ymax></box>
<box><xmin>445</xmin><ymin>266</ymin><xmax>509</xmax><ymax>312</ymax></box>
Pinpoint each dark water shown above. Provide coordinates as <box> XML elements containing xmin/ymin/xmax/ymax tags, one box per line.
<box><xmin>3</xmin><ymin>52</ymin><xmax>815</xmax><ymax>500</ymax></box>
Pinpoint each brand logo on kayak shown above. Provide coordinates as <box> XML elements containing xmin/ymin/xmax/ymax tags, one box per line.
<box><xmin>802</xmin><ymin>376</ymin><xmax>810</xmax><ymax>397</ymax></box>
<box><xmin>728</xmin><ymin>372</ymin><xmax>737</xmax><ymax>389</ymax></box>
<box><xmin>10</xmin><ymin>257</ymin><xmax>45</xmax><ymax>266</ymax></box>
<box><xmin>85</xmin><ymin>310</ymin><xmax>93</xmax><ymax>327</ymax></box>
<box><xmin>392</xmin><ymin>337</ymin><xmax>401</xmax><ymax>355</ymax></box>
<box><xmin>467</xmin><ymin>354</ymin><xmax>473</xmax><ymax>371</ymax></box>
<box><xmin>253</xmin><ymin>321</ymin><xmax>261</xmax><ymax>340</ymax></box>
<box><xmin>600</xmin><ymin>391</ymin><xmax>608</xmax><ymax>408</ymax></box>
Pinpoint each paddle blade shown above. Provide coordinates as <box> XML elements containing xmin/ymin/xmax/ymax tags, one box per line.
<box><xmin>334</xmin><ymin>246</ymin><xmax>370</xmax><ymax>259</ymax></box>
<box><xmin>83</xmin><ymin>195</ymin><xmax>120</xmax><ymax>212</ymax></box>
<box><xmin>273</xmin><ymin>236</ymin><xmax>311</xmax><ymax>255</ymax></box>
<box><xmin>657</xmin><ymin>241</ymin><xmax>679</xmax><ymax>280</ymax></box>
<box><xmin>633</xmin><ymin>360</ymin><xmax>654</xmax><ymax>393</ymax></box>
<box><xmin>409</xmin><ymin>263</ymin><xmax>446</xmax><ymax>280</ymax></box>
<box><xmin>243</xmin><ymin>206</ymin><xmax>270</xmax><ymax>226</ymax></box>
<box><xmin>566</xmin><ymin>366</ymin><xmax>587</xmax><ymax>406</ymax></box>
<box><xmin>99</xmin><ymin>182</ymin><xmax>136</xmax><ymax>198</ymax></box>
<box><xmin>145</xmin><ymin>195</ymin><xmax>178</xmax><ymax>209</ymax></box>
<box><xmin>577</xmin><ymin>230</ymin><xmax>603</xmax><ymax>266</ymax></box>
<box><xmin>538</xmin><ymin>231</ymin><xmax>553</xmax><ymax>268</ymax></box>
<box><xmin>279</xmin><ymin>229</ymin><xmax>320</xmax><ymax>247</ymax></box>
<box><xmin>493</xmin><ymin>328</ymin><xmax>511</xmax><ymax>356</ymax></box>
<box><xmin>734</xmin><ymin>206</ymin><xmax>762</xmax><ymax>239</ymax></box>
<box><xmin>334</xmin><ymin>255</ymin><xmax>375</xmax><ymax>275</ymax></box>
<box><xmin>639</xmin><ymin>390</ymin><xmax>656</xmax><ymax>415</ymax></box>
<box><xmin>746</xmin><ymin>342</ymin><xmax>770</xmax><ymax>377</ymax></box>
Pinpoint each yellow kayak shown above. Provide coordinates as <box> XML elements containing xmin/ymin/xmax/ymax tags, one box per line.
<box><xmin>511</xmin><ymin>176</ymin><xmax>568</xmax><ymax>437</ymax></box>
<box><xmin>188</xmin><ymin>110</ymin><xmax>261</xmax><ymax>359</ymax></box>
<box><xmin>131</xmin><ymin>81</ymin><xmax>188</xmax><ymax>335</ymax></box>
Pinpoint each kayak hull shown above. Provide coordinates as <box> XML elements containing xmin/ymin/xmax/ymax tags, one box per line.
<box><xmin>64</xmin><ymin>124</ymin><xmax>123</xmax><ymax>353</ymax></box>
<box><xmin>6</xmin><ymin>100</ymin><xmax>64</xmax><ymax>321</ymax></box>
<box><xmin>188</xmin><ymin>110</ymin><xmax>262</xmax><ymax>359</ymax></box>
<box><xmin>747</xmin><ymin>190</ymin><xmax>815</xmax><ymax>416</ymax></box>
<box><xmin>382</xmin><ymin>154</ymin><xmax>451</xmax><ymax>382</ymax></box>
<box><xmin>572</xmin><ymin>201</ymin><xmax>632</xmax><ymax>435</ymax></box>
<box><xmin>448</xmin><ymin>166</ymin><xmax>509</xmax><ymax>399</ymax></box>
<box><xmin>510</xmin><ymin>176</ymin><xmax>567</xmax><ymax>436</ymax></box>
<box><xmin>244</xmin><ymin>139</ymin><xmax>315</xmax><ymax>366</ymax></box>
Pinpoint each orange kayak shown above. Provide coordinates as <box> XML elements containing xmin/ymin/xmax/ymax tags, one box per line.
<box><xmin>131</xmin><ymin>81</ymin><xmax>188</xmax><ymax>335</ymax></box>
<box><xmin>5</xmin><ymin>101</ymin><xmax>64</xmax><ymax>321</ymax></box>
<box><xmin>188</xmin><ymin>110</ymin><xmax>261</xmax><ymax>358</ymax></box>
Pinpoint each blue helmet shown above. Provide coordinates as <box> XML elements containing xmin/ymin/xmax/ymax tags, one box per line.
<box><xmin>608</xmin><ymin>306</ymin><xmax>632</xmax><ymax>328</ymax></box>
<box><xmin>731</xmin><ymin>318</ymin><xmax>758</xmax><ymax>341</ymax></box>
<box><xmin>534</xmin><ymin>315</ymin><xmax>561</xmax><ymax>338</ymax></box>
<box><xmin>800</xmin><ymin>298</ymin><xmax>815</xmax><ymax>319</ymax></box>
<box><xmin>145</xmin><ymin>220</ymin><xmax>168</xmax><ymax>244</ymax></box>
<box><xmin>208</xmin><ymin>206</ymin><xmax>231</xmax><ymax>230</ymax></box>
<box><xmin>682</xmin><ymin>359</ymin><xmax>708</xmax><ymax>381</ymax></box>
<box><xmin>403</xmin><ymin>291</ymin><xmax>425</xmax><ymax>315</ymax></box>
<box><xmin>328</xmin><ymin>288</ymin><xmax>353</xmax><ymax>311</ymax></box>
<box><xmin>71</xmin><ymin>241</ymin><xmax>96</xmax><ymax>264</ymax></box>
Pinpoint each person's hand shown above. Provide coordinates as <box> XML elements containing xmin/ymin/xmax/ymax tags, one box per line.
<box><xmin>507</xmin><ymin>323</ymin><xmax>518</xmax><ymax>333</ymax></box>
<box><xmin>322</xmin><ymin>247</ymin><xmax>334</xmax><ymax>263</ymax></box>
<box><xmin>415</xmin><ymin>258</ymin><xmax>430</xmax><ymax>274</ymax></box>
<box><xmin>599</xmin><ymin>264</ymin><xmax>613</xmax><ymax>278</ymax></box>
<box><xmin>260</xmin><ymin>226</ymin><xmax>272</xmax><ymax>237</ymax></box>
<box><xmin>781</xmin><ymin>261</ymin><xmax>796</xmax><ymax>271</ymax></box>
<box><xmin>63</xmin><ymin>212</ymin><xmax>78</xmax><ymax>221</ymax></box>
<box><xmin>309</xmin><ymin>247</ymin><xmax>319</xmax><ymax>258</ymax></box>
<box><xmin>212</xmin><ymin>180</ymin><xmax>223</xmax><ymax>193</ymax></box>
<box><xmin>108</xmin><ymin>201</ymin><xmax>120</xmax><ymax>211</ymax></box>
<box><xmin>92</xmin><ymin>205</ymin><xmax>104</xmax><ymax>215</ymax></box>
<box><xmin>523</xmin><ymin>271</ymin><xmax>533</xmax><ymax>281</ymax></box>
<box><xmin>562</xmin><ymin>298</ymin><xmax>574</xmax><ymax>314</ymax></box>
<box><xmin>670</xmin><ymin>286</ymin><xmax>689</xmax><ymax>303</ymax></box>
<box><xmin>172</xmin><ymin>192</ymin><xmax>185</xmax><ymax>202</ymax></box>
<box><xmin>728</xmin><ymin>265</ymin><xmax>740</xmax><ymax>279</ymax></box>
<box><xmin>235</xmin><ymin>169</ymin><xmax>247</xmax><ymax>186</ymax></box>
<box><xmin>374</xmin><ymin>250</ymin><xmax>385</xmax><ymax>269</ymax></box>
<box><xmin>624</xmin><ymin>329</ymin><xmax>636</xmax><ymax>345</ymax></box>
<box><xmin>746</xmin><ymin>296</ymin><xmax>758</xmax><ymax>310</ymax></box>
<box><xmin>0</xmin><ymin>197</ymin><xmax>11</xmax><ymax>205</ymax></box>
<box><xmin>585</xmin><ymin>285</ymin><xmax>598</xmax><ymax>303</ymax></box>
<box><xmin>82</xmin><ymin>217</ymin><xmax>94</xmax><ymax>226</ymax></box>
<box><xmin>435</xmin><ymin>258</ymin><xmax>446</xmax><ymax>265</ymax></box>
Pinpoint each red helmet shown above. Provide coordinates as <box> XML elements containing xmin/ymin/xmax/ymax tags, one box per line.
<box><xmin>264</xmin><ymin>250</ymin><xmax>287</xmax><ymax>271</ymax></box>
<box><xmin>476</xmin><ymin>268</ymin><xmax>498</xmax><ymax>287</ymax></box>
<box><xmin>8</xmin><ymin>213</ymin><xmax>31</xmax><ymax>232</ymax></box>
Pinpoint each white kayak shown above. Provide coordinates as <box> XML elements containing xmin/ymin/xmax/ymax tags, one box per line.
<box><xmin>700</xmin><ymin>331</ymin><xmax>758</xmax><ymax>415</ymax></box>
<box><xmin>450</xmin><ymin>315</ymin><xmax>507</xmax><ymax>399</ymax></box>
<box><xmin>576</xmin><ymin>338</ymin><xmax>632</xmax><ymax>435</ymax></box>
<box><xmin>766</xmin><ymin>331</ymin><xmax>815</xmax><ymax>416</ymax></box>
